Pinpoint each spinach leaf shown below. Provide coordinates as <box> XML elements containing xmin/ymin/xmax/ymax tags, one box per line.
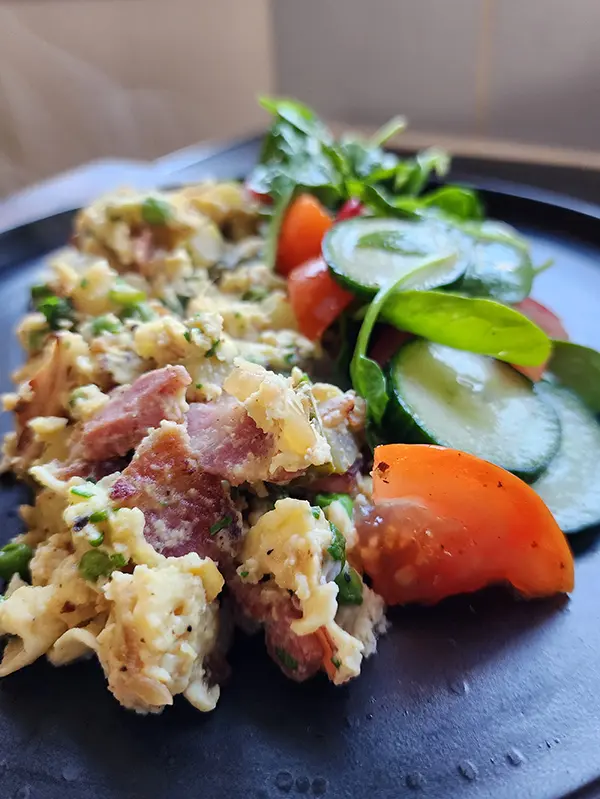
<box><xmin>420</xmin><ymin>186</ymin><xmax>484</xmax><ymax>221</ymax></box>
<box><xmin>399</xmin><ymin>147</ymin><xmax>451</xmax><ymax>195</ymax></box>
<box><xmin>350</xmin><ymin>254</ymin><xmax>460</xmax><ymax>421</ymax></box>
<box><xmin>548</xmin><ymin>341</ymin><xmax>600</xmax><ymax>413</ymax></box>
<box><xmin>380</xmin><ymin>290</ymin><xmax>551</xmax><ymax>366</ymax></box>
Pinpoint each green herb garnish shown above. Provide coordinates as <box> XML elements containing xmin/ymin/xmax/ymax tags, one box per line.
<box><xmin>331</xmin><ymin>656</ymin><xmax>342</xmax><ymax>670</ymax></box>
<box><xmin>183</xmin><ymin>331</ymin><xmax>192</xmax><ymax>343</ymax></box>
<box><xmin>34</xmin><ymin>294</ymin><xmax>74</xmax><ymax>330</ymax></box>
<box><xmin>141</xmin><ymin>197</ymin><xmax>171</xmax><ymax>226</ymax></box>
<box><xmin>209</xmin><ymin>515</ymin><xmax>232</xmax><ymax>535</ymax></box>
<box><xmin>91</xmin><ymin>315</ymin><xmax>122</xmax><ymax>335</ymax></box>
<box><xmin>109</xmin><ymin>279</ymin><xmax>147</xmax><ymax>307</ymax></box>
<box><xmin>275</xmin><ymin>647</ymin><xmax>298</xmax><ymax>672</ymax></box>
<box><xmin>70</xmin><ymin>485</ymin><xmax>95</xmax><ymax>499</ymax></box>
<box><xmin>242</xmin><ymin>287</ymin><xmax>269</xmax><ymax>302</ymax></box>
<box><xmin>327</xmin><ymin>523</ymin><xmax>346</xmax><ymax>562</ymax></box>
<box><xmin>78</xmin><ymin>550</ymin><xmax>127</xmax><ymax>582</ymax></box>
<box><xmin>205</xmin><ymin>339</ymin><xmax>220</xmax><ymax>358</ymax></box>
<box><xmin>239</xmin><ymin>570</ymin><xmax>249</xmax><ymax>578</ymax></box>
<box><xmin>89</xmin><ymin>510</ymin><xmax>109</xmax><ymax>523</ymax></box>
<box><xmin>316</xmin><ymin>493</ymin><xmax>353</xmax><ymax>519</ymax></box>
<box><xmin>0</xmin><ymin>542</ymin><xmax>33</xmax><ymax>581</ymax></box>
<box><xmin>335</xmin><ymin>564</ymin><xmax>363</xmax><ymax>605</ymax></box>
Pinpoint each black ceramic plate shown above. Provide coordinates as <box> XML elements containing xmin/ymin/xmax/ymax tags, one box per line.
<box><xmin>1</xmin><ymin>153</ymin><xmax>600</xmax><ymax>799</ymax></box>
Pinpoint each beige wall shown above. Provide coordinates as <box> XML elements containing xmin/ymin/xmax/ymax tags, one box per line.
<box><xmin>273</xmin><ymin>0</ymin><xmax>600</xmax><ymax>152</ymax></box>
<box><xmin>0</xmin><ymin>0</ymin><xmax>274</xmax><ymax>196</ymax></box>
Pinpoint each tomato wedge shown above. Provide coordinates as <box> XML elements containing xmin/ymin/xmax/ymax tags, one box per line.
<box><xmin>277</xmin><ymin>194</ymin><xmax>333</xmax><ymax>276</ymax></box>
<box><xmin>357</xmin><ymin>444</ymin><xmax>574</xmax><ymax>605</ymax></box>
<box><xmin>287</xmin><ymin>257</ymin><xmax>353</xmax><ymax>340</ymax></box>
<box><xmin>513</xmin><ymin>298</ymin><xmax>569</xmax><ymax>381</ymax></box>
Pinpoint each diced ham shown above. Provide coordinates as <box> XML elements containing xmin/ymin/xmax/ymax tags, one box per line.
<box><xmin>81</xmin><ymin>365</ymin><xmax>191</xmax><ymax>461</ymax></box>
<box><xmin>186</xmin><ymin>396</ymin><xmax>276</xmax><ymax>486</ymax></box>
<box><xmin>55</xmin><ymin>456</ymin><xmax>130</xmax><ymax>482</ymax></box>
<box><xmin>229</xmin><ymin>577</ymin><xmax>324</xmax><ymax>682</ymax></box>
<box><xmin>110</xmin><ymin>422</ymin><xmax>242</xmax><ymax>569</ymax></box>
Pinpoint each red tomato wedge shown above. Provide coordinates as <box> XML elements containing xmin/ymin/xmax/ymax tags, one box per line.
<box><xmin>276</xmin><ymin>194</ymin><xmax>333</xmax><ymax>275</ymax></box>
<box><xmin>512</xmin><ymin>298</ymin><xmax>569</xmax><ymax>381</ymax></box>
<box><xmin>288</xmin><ymin>257</ymin><xmax>353</xmax><ymax>341</ymax></box>
<box><xmin>336</xmin><ymin>197</ymin><xmax>364</xmax><ymax>221</ymax></box>
<box><xmin>356</xmin><ymin>444</ymin><xmax>574</xmax><ymax>605</ymax></box>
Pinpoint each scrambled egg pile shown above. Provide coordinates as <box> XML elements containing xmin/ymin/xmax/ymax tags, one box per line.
<box><xmin>0</xmin><ymin>182</ymin><xmax>386</xmax><ymax>714</ymax></box>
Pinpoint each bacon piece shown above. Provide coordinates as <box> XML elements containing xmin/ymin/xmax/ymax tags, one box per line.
<box><xmin>81</xmin><ymin>366</ymin><xmax>191</xmax><ymax>461</ymax></box>
<box><xmin>186</xmin><ymin>396</ymin><xmax>275</xmax><ymax>486</ymax></box>
<box><xmin>55</xmin><ymin>456</ymin><xmax>130</xmax><ymax>482</ymax></box>
<box><xmin>110</xmin><ymin>423</ymin><xmax>242</xmax><ymax>569</ymax></box>
<box><xmin>229</xmin><ymin>577</ymin><xmax>324</xmax><ymax>682</ymax></box>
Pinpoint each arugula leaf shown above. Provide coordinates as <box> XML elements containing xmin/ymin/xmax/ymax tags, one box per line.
<box><xmin>380</xmin><ymin>290</ymin><xmax>551</xmax><ymax>366</ymax></box>
<box><xmin>548</xmin><ymin>341</ymin><xmax>600</xmax><ymax>413</ymax></box>
<box><xmin>369</xmin><ymin>115</ymin><xmax>407</xmax><ymax>148</ymax></box>
<box><xmin>399</xmin><ymin>147</ymin><xmax>451</xmax><ymax>195</ymax></box>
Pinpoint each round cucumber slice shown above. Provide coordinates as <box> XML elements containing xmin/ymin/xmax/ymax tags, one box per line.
<box><xmin>387</xmin><ymin>340</ymin><xmax>561</xmax><ymax>481</ymax></box>
<box><xmin>533</xmin><ymin>383</ymin><xmax>600</xmax><ymax>534</ymax></box>
<box><xmin>323</xmin><ymin>217</ymin><xmax>466</xmax><ymax>296</ymax></box>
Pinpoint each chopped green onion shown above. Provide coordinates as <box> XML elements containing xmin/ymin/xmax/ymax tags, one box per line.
<box><xmin>311</xmin><ymin>506</ymin><xmax>321</xmax><ymax>520</ymax></box>
<box><xmin>209</xmin><ymin>515</ymin><xmax>232</xmax><ymax>535</ymax></box>
<box><xmin>242</xmin><ymin>287</ymin><xmax>269</xmax><ymax>302</ymax></box>
<box><xmin>275</xmin><ymin>647</ymin><xmax>298</xmax><ymax>672</ymax></box>
<box><xmin>239</xmin><ymin>570</ymin><xmax>249</xmax><ymax>578</ymax></box>
<box><xmin>70</xmin><ymin>485</ymin><xmax>95</xmax><ymax>499</ymax></box>
<box><xmin>89</xmin><ymin>532</ymin><xmax>104</xmax><ymax>547</ymax></box>
<box><xmin>121</xmin><ymin>301</ymin><xmax>155</xmax><ymax>322</ymax></box>
<box><xmin>89</xmin><ymin>510</ymin><xmax>109</xmax><ymax>523</ymax></box>
<box><xmin>316</xmin><ymin>493</ymin><xmax>354</xmax><ymax>519</ymax></box>
<box><xmin>327</xmin><ymin>523</ymin><xmax>346</xmax><ymax>562</ymax></box>
<box><xmin>335</xmin><ymin>564</ymin><xmax>363</xmax><ymax>605</ymax></box>
<box><xmin>0</xmin><ymin>542</ymin><xmax>33</xmax><ymax>581</ymax></box>
<box><xmin>141</xmin><ymin>197</ymin><xmax>171</xmax><ymax>226</ymax></box>
<box><xmin>109</xmin><ymin>280</ymin><xmax>147</xmax><ymax>307</ymax></box>
<box><xmin>91</xmin><ymin>315</ymin><xmax>122</xmax><ymax>335</ymax></box>
<box><xmin>78</xmin><ymin>550</ymin><xmax>127</xmax><ymax>582</ymax></box>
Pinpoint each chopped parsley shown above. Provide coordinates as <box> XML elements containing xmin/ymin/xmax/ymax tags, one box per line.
<box><xmin>183</xmin><ymin>330</ymin><xmax>192</xmax><ymax>343</ymax></box>
<box><xmin>209</xmin><ymin>515</ymin><xmax>232</xmax><ymax>535</ymax></box>
<box><xmin>331</xmin><ymin>656</ymin><xmax>342</xmax><ymax>670</ymax></box>
<box><xmin>141</xmin><ymin>196</ymin><xmax>171</xmax><ymax>226</ymax></box>
<box><xmin>311</xmin><ymin>506</ymin><xmax>321</xmax><ymax>520</ymax></box>
<box><xmin>275</xmin><ymin>647</ymin><xmax>298</xmax><ymax>672</ymax></box>
<box><xmin>80</xmin><ymin>278</ymin><xmax>89</xmax><ymax>289</ymax></box>
<box><xmin>239</xmin><ymin>570</ymin><xmax>249</xmax><ymax>578</ymax></box>
<box><xmin>283</xmin><ymin>351</ymin><xmax>298</xmax><ymax>366</ymax></box>
<box><xmin>327</xmin><ymin>523</ymin><xmax>346</xmax><ymax>562</ymax></box>
<box><xmin>70</xmin><ymin>485</ymin><xmax>95</xmax><ymax>499</ymax></box>
<box><xmin>205</xmin><ymin>339</ymin><xmax>220</xmax><ymax>358</ymax></box>
<box><xmin>195</xmin><ymin>382</ymin><xmax>203</xmax><ymax>390</ymax></box>
<box><xmin>296</xmin><ymin>372</ymin><xmax>311</xmax><ymax>386</ymax></box>
<box><xmin>33</xmin><ymin>293</ymin><xmax>74</xmax><ymax>330</ymax></box>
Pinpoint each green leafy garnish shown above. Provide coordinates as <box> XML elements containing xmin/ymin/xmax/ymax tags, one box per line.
<box><xmin>32</xmin><ymin>290</ymin><xmax>74</xmax><ymax>330</ymax></box>
<box><xmin>316</xmin><ymin>493</ymin><xmax>353</xmax><ymax>518</ymax></box>
<box><xmin>89</xmin><ymin>510</ymin><xmax>109</xmax><ymax>523</ymax></box>
<box><xmin>275</xmin><ymin>647</ymin><xmax>299</xmax><ymax>672</ymax></box>
<box><xmin>242</xmin><ymin>287</ymin><xmax>269</xmax><ymax>302</ymax></box>
<box><xmin>209</xmin><ymin>515</ymin><xmax>232</xmax><ymax>536</ymax></box>
<box><xmin>331</xmin><ymin>656</ymin><xmax>342</xmax><ymax>670</ymax></box>
<box><xmin>335</xmin><ymin>564</ymin><xmax>364</xmax><ymax>605</ymax></box>
<box><xmin>78</xmin><ymin>550</ymin><xmax>127</xmax><ymax>582</ymax></box>
<box><xmin>91</xmin><ymin>315</ymin><xmax>122</xmax><ymax>335</ymax></box>
<box><xmin>183</xmin><ymin>331</ymin><xmax>192</xmax><ymax>343</ymax></box>
<box><xmin>0</xmin><ymin>542</ymin><xmax>33</xmax><ymax>581</ymax></box>
<box><xmin>70</xmin><ymin>485</ymin><xmax>95</xmax><ymax>499</ymax></box>
<box><xmin>205</xmin><ymin>339</ymin><xmax>220</xmax><ymax>358</ymax></box>
<box><xmin>239</xmin><ymin>570</ymin><xmax>249</xmax><ymax>578</ymax></box>
<box><xmin>141</xmin><ymin>197</ymin><xmax>171</xmax><ymax>226</ymax></box>
<box><xmin>380</xmin><ymin>290</ymin><xmax>551</xmax><ymax>366</ymax></box>
<box><xmin>120</xmin><ymin>301</ymin><xmax>155</xmax><ymax>322</ymax></box>
<box><xmin>311</xmin><ymin>507</ymin><xmax>321</xmax><ymax>520</ymax></box>
<box><xmin>109</xmin><ymin>280</ymin><xmax>147</xmax><ymax>307</ymax></box>
<box><xmin>327</xmin><ymin>523</ymin><xmax>346</xmax><ymax>562</ymax></box>
<box><xmin>548</xmin><ymin>341</ymin><xmax>600</xmax><ymax>412</ymax></box>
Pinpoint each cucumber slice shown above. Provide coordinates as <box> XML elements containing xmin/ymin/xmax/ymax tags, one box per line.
<box><xmin>323</xmin><ymin>217</ymin><xmax>465</xmax><ymax>296</ymax></box>
<box><xmin>387</xmin><ymin>340</ymin><xmax>560</xmax><ymax>481</ymax></box>
<box><xmin>532</xmin><ymin>383</ymin><xmax>600</xmax><ymax>534</ymax></box>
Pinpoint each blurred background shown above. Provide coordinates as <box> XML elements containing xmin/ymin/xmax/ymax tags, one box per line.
<box><xmin>1</xmin><ymin>0</ymin><xmax>599</xmax><ymax>198</ymax></box>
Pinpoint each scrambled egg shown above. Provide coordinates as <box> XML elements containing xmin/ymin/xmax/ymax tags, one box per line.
<box><xmin>0</xmin><ymin>180</ymin><xmax>383</xmax><ymax>714</ymax></box>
